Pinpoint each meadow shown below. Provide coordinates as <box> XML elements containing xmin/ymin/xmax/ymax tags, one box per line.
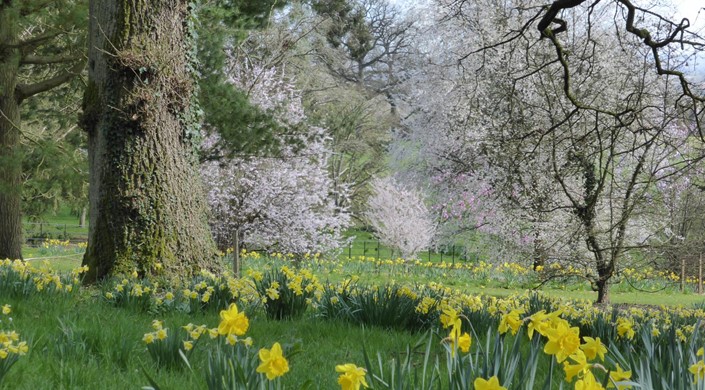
<box><xmin>2</xmin><ymin>243</ymin><xmax>705</xmax><ymax>389</ymax></box>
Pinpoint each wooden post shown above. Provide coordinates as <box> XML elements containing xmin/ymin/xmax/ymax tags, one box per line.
<box><xmin>681</xmin><ymin>258</ymin><xmax>686</xmax><ymax>293</ymax></box>
<box><xmin>699</xmin><ymin>254</ymin><xmax>703</xmax><ymax>295</ymax></box>
<box><xmin>233</xmin><ymin>228</ymin><xmax>240</xmax><ymax>278</ymax></box>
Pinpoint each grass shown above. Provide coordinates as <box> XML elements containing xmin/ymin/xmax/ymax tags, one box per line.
<box><xmin>342</xmin><ymin>228</ymin><xmax>466</xmax><ymax>263</ymax></box>
<box><xmin>2</xmin><ymin>291</ymin><xmax>424</xmax><ymax>389</ymax></box>
<box><xmin>4</xmin><ymin>254</ymin><xmax>705</xmax><ymax>388</ymax></box>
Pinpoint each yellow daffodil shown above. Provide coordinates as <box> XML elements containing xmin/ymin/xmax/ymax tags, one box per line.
<box><xmin>543</xmin><ymin>321</ymin><xmax>581</xmax><ymax>363</ymax></box>
<box><xmin>256</xmin><ymin>342</ymin><xmax>289</xmax><ymax>380</ymax></box>
<box><xmin>498</xmin><ymin>309</ymin><xmax>523</xmax><ymax>335</ymax></box>
<box><xmin>142</xmin><ymin>333</ymin><xmax>155</xmax><ymax>344</ymax></box>
<box><xmin>563</xmin><ymin>350</ymin><xmax>591</xmax><ymax>381</ymax></box>
<box><xmin>690</xmin><ymin>360</ymin><xmax>705</xmax><ymax>384</ymax></box>
<box><xmin>336</xmin><ymin>363</ymin><xmax>369</xmax><ymax>390</ymax></box>
<box><xmin>473</xmin><ymin>375</ymin><xmax>507</xmax><ymax>390</ymax></box>
<box><xmin>458</xmin><ymin>331</ymin><xmax>472</xmax><ymax>353</ymax></box>
<box><xmin>151</xmin><ymin>319</ymin><xmax>163</xmax><ymax>331</ymax></box>
<box><xmin>2</xmin><ymin>304</ymin><xmax>11</xmax><ymax>315</ymax></box>
<box><xmin>616</xmin><ymin>318</ymin><xmax>635</xmax><ymax>340</ymax></box>
<box><xmin>440</xmin><ymin>307</ymin><xmax>460</xmax><ymax>329</ymax></box>
<box><xmin>580</xmin><ymin>337</ymin><xmax>607</xmax><ymax>361</ymax></box>
<box><xmin>218</xmin><ymin>303</ymin><xmax>249</xmax><ymax>336</ymax></box>
<box><xmin>607</xmin><ymin>364</ymin><xmax>632</xmax><ymax>389</ymax></box>
<box><xmin>183</xmin><ymin>340</ymin><xmax>193</xmax><ymax>351</ymax></box>
<box><xmin>575</xmin><ymin>371</ymin><xmax>605</xmax><ymax>390</ymax></box>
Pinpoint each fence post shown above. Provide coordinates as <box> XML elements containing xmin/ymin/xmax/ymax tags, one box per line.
<box><xmin>233</xmin><ymin>228</ymin><xmax>240</xmax><ymax>278</ymax></box>
<box><xmin>698</xmin><ymin>253</ymin><xmax>703</xmax><ymax>294</ymax></box>
<box><xmin>428</xmin><ymin>249</ymin><xmax>431</xmax><ymax>262</ymax></box>
<box><xmin>376</xmin><ymin>240</ymin><xmax>380</xmax><ymax>260</ymax></box>
<box><xmin>363</xmin><ymin>241</ymin><xmax>367</xmax><ymax>257</ymax></box>
<box><xmin>64</xmin><ymin>224</ymin><xmax>67</xmax><ymax>239</ymax></box>
<box><xmin>452</xmin><ymin>246</ymin><xmax>455</xmax><ymax>266</ymax></box>
<box><xmin>348</xmin><ymin>243</ymin><xmax>352</xmax><ymax>259</ymax></box>
<box><xmin>681</xmin><ymin>258</ymin><xmax>686</xmax><ymax>293</ymax></box>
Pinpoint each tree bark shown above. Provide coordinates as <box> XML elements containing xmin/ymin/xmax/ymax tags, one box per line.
<box><xmin>0</xmin><ymin>5</ymin><xmax>23</xmax><ymax>260</ymax></box>
<box><xmin>595</xmin><ymin>277</ymin><xmax>610</xmax><ymax>304</ymax></box>
<box><xmin>81</xmin><ymin>0</ymin><xmax>216</xmax><ymax>282</ymax></box>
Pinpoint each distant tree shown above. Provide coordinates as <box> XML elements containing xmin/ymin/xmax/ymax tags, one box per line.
<box><xmin>311</xmin><ymin>0</ymin><xmax>415</xmax><ymax>94</ymax></box>
<box><xmin>80</xmin><ymin>1</ymin><xmax>216</xmax><ymax>282</ymax></box>
<box><xmin>418</xmin><ymin>0</ymin><xmax>705</xmax><ymax>303</ymax></box>
<box><xmin>365</xmin><ymin>176</ymin><xmax>435</xmax><ymax>259</ymax></box>
<box><xmin>0</xmin><ymin>0</ymin><xmax>86</xmax><ymax>259</ymax></box>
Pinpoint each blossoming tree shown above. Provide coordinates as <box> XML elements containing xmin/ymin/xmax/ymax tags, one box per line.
<box><xmin>365</xmin><ymin>176</ymin><xmax>435</xmax><ymax>259</ymax></box>
<box><xmin>201</xmin><ymin>57</ymin><xmax>350</xmax><ymax>258</ymax></box>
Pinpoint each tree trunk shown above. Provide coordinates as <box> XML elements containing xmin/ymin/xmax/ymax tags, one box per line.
<box><xmin>80</xmin><ymin>1</ymin><xmax>216</xmax><ymax>282</ymax></box>
<box><xmin>595</xmin><ymin>277</ymin><xmax>610</xmax><ymax>304</ymax></box>
<box><xmin>0</xmin><ymin>6</ymin><xmax>23</xmax><ymax>260</ymax></box>
<box><xmin>79</xmin><ymin>205</ymin><xmax>87</xmax><ymax>228</ymax></box>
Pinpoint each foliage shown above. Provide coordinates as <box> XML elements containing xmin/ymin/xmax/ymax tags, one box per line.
<box><xmin>195</xmin><ymin>0</ymin><xmax>295</xmax><ymax>157</ymax></box>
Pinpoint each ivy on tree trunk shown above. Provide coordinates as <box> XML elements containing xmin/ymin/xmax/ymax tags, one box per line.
<box><xmin>81</xmin><ymin>0</ymin><xmax>216</xmax><ymax>282</ymax></box>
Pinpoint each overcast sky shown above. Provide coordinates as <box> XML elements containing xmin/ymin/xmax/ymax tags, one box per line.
<box><xmin>673</xmin><ymin>0</ymin><xmax>704</xmax><ymax>25</ymax></box>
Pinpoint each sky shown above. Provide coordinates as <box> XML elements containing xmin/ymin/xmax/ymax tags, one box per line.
<box><xmin>672</xmin><ymin>0</ymin><xmax>705</xmax><ymax>81</ymax></box>
<box><xmin>672</xmin><ymin>0</ymin><xmax>704</xmax><ymax>26</ymax></box>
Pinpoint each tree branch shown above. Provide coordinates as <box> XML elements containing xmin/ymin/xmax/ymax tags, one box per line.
<box><xmin>20</xmin><ymin>54</ymin><xmax>80</xmax><ymax>65</ymax></box>
<box><xmin>15</xmin><ymin>60</ymin><xmax>85</xmax><ymax>102</ymax></box>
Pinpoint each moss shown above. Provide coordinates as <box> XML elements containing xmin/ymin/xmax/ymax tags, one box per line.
<box><xmin>79</xmin><ymin>80</ymin><xmax>100</xmax><ymax>132</ymax></box>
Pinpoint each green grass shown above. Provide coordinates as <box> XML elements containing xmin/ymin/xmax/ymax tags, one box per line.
<box><xmin>2</xmin><ymin>291</ymin><xmax>424</xmax><ymax>389</ymax></box>
<box><xmin>342</xmin><ymin>228</ymin><xmax>466</xmax><ymax>263</ymax></box>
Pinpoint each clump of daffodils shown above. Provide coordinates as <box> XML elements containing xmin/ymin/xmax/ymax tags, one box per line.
<box><xmin>0</xmin><ymin>304</ymin><xmax>28</xmax><ymax>383</ymax></box>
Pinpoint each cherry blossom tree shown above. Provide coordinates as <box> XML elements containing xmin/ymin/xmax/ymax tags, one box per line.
<box><xmin>394</xmin><ymin>0</ymin><xmax>704</xmax><ymax>303</ymax></box>
<box><xmin>200</xmin><ymin>57</ymin><xmax>350</xmax><ymax>258</ymax></box>
<box><xmin>365</xmin><ymin>176</ymin><xmax>435</xmax><ymax>259</ymax></box>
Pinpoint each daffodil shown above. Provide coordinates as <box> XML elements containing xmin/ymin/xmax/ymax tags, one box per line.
<box><xmin>142</xmin><ymin>332</ymin><xmax>155</xmax><ymax>344</ymax></box>
<box><xmin>156</xmin><ymin>328</ymin><xmax>168</xmax><ymax>340</ymax></box>
<box><xmin>336</xmin><ymin>363</ymin><xmax>368</xmax><ymax>390</ymax></box>
<box><xmin>543</xmin><ymin>321</ymin><xmax>581</xmax><ymax>363</ymax></box>
<box><xmin>440</xmin><ymin>307</ymin><xmax>460</xmax><ymax>329</ymax></box>
<box><xmin>607</xmin><ymin>364</ymin><xmax>632</xmax><ymax>389</ymax></box>
<box><xmin>580</xmin><ymin>337</ymin><xmax>607</xmax><ymax>361</ymax></box>
<box><xmin>498</xmin><ymin>309</ymin><xmax>523</xmax><ymax>335</ymax></box>
<box><xmin>575</xmin><ymin>371</ymin><xmax>605</xmax><ymax>390</ymax></box>
<box><xmin>690</xmin><ymin>360</ymin><xmax>705</xmax><ymax>384</ymax></box>
<box><xmin>563</xmin><ymin>350</ymin><xmax>591</xmax><ymax>381</ymax></box>
<box><xmin>218</xmin><ymin>303</ymin><xmax>249</xmax><ymax>336</ymax></box>
<box><xmin>256</xmin><ymin>342</ymin><xmax>289</xmax><ymax>380</ymax></box>
<box><xmin>473</xmin><ymin>376</ymin><xmax>507</xmax><ymax>390</ymax></box>
<box><xmin>2</xmin><ymin>304</ymin><xmax>11</xmax><ymax>315</ymax></box>
<box><xmin>616</xmin><ymin>317</ymin><xmax>635</xmax><ymax>340</ymax></box>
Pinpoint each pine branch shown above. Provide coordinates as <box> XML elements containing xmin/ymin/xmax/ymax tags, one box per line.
<box><xmin>15</xmin><ymin>59</ymin><xmax>85</xmax><ymax>102</ymax></box>
<box><xmin>20</xmin><ymin>54</ymin><xmax>79</xmax><ymax>65</ymax></box>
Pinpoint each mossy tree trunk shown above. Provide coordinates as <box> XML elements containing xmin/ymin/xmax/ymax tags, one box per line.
<box><xmin>81</xmin><ymin>1</ymin><xmax>216</xmax><ymax>282</ymax></box>
<box><xmin>1</xmin><ymin>2</ymin><xmax>84</xmax><ymax>260</ymax></box>
<box><xmin>0</xmin><ymin>6</ymin><xmax>22</xmax><ymax>259</ymax></box>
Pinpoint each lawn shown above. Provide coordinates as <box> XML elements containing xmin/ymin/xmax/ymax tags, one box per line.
<box><xmin>3</xmin><ymin>254</ymin><xmax>705</xmax><ymax>389</ymax></box>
